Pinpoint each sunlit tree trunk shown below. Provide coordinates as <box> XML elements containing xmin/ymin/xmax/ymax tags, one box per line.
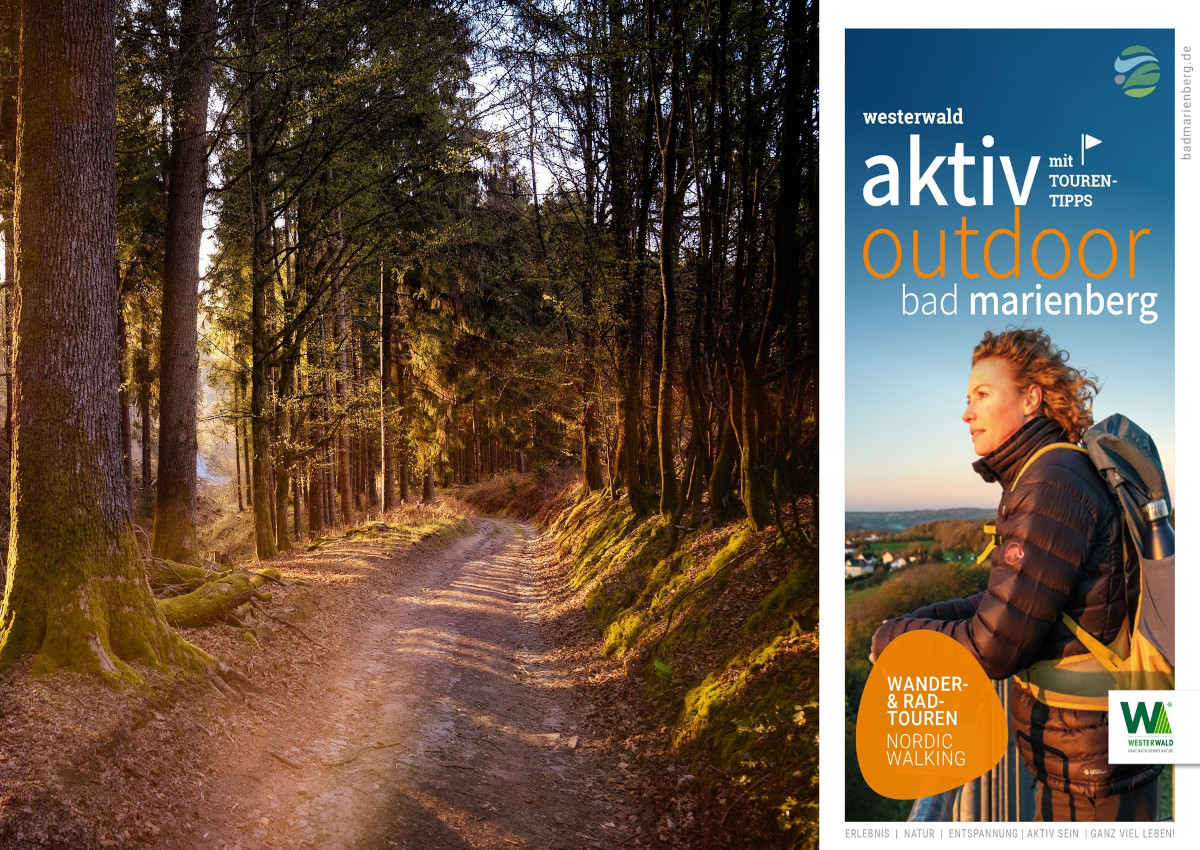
<box><xmin>397</xmin><ymin>354</ymin><xmax>410</xmax><ymax>502</ymax></box>
<box><xmin>234</xmin><ymin>381</ymin><xmax>244</xmax><ymax>513</ymax></box>
<box><xmin>274</xmin><ymin>355</ymin><xmax>295</xmax><ymax>552</ymax></box>
<box><xmin>117</xmin><ymin>299</ymin><xmax>134</xmax><ymax>515</ymax></box>
<box><xmin>607</xmin><ymin>0</ymin><xmax>648</xmax><ymax>517</ymax></box>
<box><xmin>0</xmin><ymin>0</ymin><xmax>204</xmax><ymax>680</ymax></box>
<box><xmin>653</xmin><ymin>0</ymin><xmax>683</xmax><ymax>517</ymax></box>
<box><xmin>154</xmin><ymin>0</ymin><xmax>217</xmax><ymax>564</ymax></box>
<box><xmin>240</xmin><ymin>372</ymin><xmax>253</xmax><ymax>508</ymax></box>
<box><xmin>138</xmin><ymin>311</ymin><xmax>154</xmax><ymax>512</ymax></box>
<box><xmin>0</xmin><ymin>0</ymin><xmax>16</xmax><ymax>461</ymax></box>
<box><xmin>380</xmin><ymin>263</ymin><xmax>396</xmax><ymax>509</ymax></box>
<box><xmin>272</xmin><ymin>219</ymin><xmax>296</xmax><ymax>553</ymax></box>
<box><xmin>245</xmin><ymin>0</ymin><xmax>276</xmax><ymax>559</ymax></box>
<box><xmin>423</xmin><ymin>465</ymin><xmax>435</xmax><ymax>503</ymax></box>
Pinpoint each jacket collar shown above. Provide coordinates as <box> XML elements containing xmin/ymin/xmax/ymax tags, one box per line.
<box><xmin>972</xmin><ymin>416</ymin><xmax>1068</xmax><ymax>490</ymax></box>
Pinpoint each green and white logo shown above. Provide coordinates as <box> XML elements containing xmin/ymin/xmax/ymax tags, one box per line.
<box><xmin>1121</xmin><ymin>700</ymin><xmax>1172</xmax><ymax>735</ymax></box>
<box><xmin>1114</xmin><ymin>46</ymin><xmax>1160</xmax><ymax>98</ymax></box>
<box><xmin>1109</xmin><ymin>691</ymin><xmax>1192</xmax><ymax>764</ymax></box>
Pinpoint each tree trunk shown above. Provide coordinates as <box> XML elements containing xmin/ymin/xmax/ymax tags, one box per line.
<box><xmin>324</xmin><ymin>445</ymin><xmax>335</xmax><ymax>526</ymax></box>
<box><xmin>740</xmin><ymin>362</ymin><xmax>770</xmax><ymax>531</ymax></box>
<box><xmin>356</xmin><ymin>426</ymin><xmax>367</xmax><ymax>509</ymax></box>
<box><xmin>117</xmin><ymin>303</ymin><xmax>134</xmax><ymax>515</ymax></box>
<box><xmin>240</xmin><ymin>373</ymin><xmax>253</xmax><ymax>507</ymax></box>
<box><xmin>307</xmin><ymin>460</ymin><xmax>323</xmax><ymax>536</ymax></box>
<box><xmin>579</xmin><ymin>353</ymin><xmax>603</xmax><ymax>491</ymax></box>
<box><xmin>2</xmin><ymin>284</ymin><xmax>10</xmax><ymax>458</ymax></box>
<box><xmin>273</xmin><ymin>338</ymin><xmax>296</xmax><ymax>553</ymax></box>
<box><xmin>274</xmin><ymin>450</ymin><xmax>292</xmax><ymax>551</ymax></box>
<box><xmin>0</xmin><ymin>0</ymin><xmax>15</xmax><ymax>461</ymax></box>
<box><xmin>395</xmin><ymin>323</ymin><xmax>409</xmax><ymax>502</ymax></box>
<box><xmin>366</xmin><ymin>425</ymin><xmax>379</xmax><ymax>508</ymax></box>
<box><xmin>618</xmin><ymin>349</ymin><xmax>646</xmax><ymax>515</ymax></box>
<box><xmin>152</xmin><ymin>0</ymin><xmax>217</xmax><ymax>565</ymax></box>
<box><xmin>292</xmin><ymin>475</ymin><xmax>302</xmax><ymax>542</ymax></box>
<box><xmin>654</xmin><ymin>0</ymin><xmax>683</xmax><ymax>518</ymax></box>
<box><xmin>709</xmin><ymin>408</ymin><xmax>737</xmax><ymax>519</ymax></box>
<box><xmin>245</xmin><ymin>0</ymin><xmax>275</xmax><ymax>560</ymax></box>
<box><xmin>334</xmin><ymin>278</ymin><xmax>353</xmax><ymax>524</ymax></box>
<box><xmin>139</xmin><ymin>313</ymin><xmax>154</xmax><ymax>512</ymax></box>
<box><xmin>423</xmin><ymin>465</ymin><xmax>435</xmax><ymax>503</ymax></box>
<box><xmin>380</xmin><ymin>263</ymin><xmax>396</xmax><ymax>509</ymax></box>
<box><xmin>234</xmin><ymin>392</ymin><xmax>244</xmax><ymax>513</ymax></box>
<box><xmin>0</xmin><ymin>0</ymin><xmax>205</xmax><ymax>681</ymax></box>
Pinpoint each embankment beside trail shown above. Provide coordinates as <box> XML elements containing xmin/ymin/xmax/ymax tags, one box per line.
<box><xmin>459</xmin><ymin>469</ymin><xmax>818</xmax><ymax>849</ymax></box>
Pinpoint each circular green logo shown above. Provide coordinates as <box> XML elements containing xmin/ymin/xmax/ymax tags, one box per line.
<box><xmin>1114</xmin><ymin>46</ymin><xmax>1160</xmax><ymax>98</ymax></box>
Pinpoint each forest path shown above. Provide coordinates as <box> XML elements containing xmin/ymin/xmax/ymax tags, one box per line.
<box><xmin>197</xmin><ymin>518</ymin><xmax>643</xmax><ymax>849</ymax></box>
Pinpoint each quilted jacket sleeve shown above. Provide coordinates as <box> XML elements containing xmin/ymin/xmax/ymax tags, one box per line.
<box><xmin>903</xmin><ymin>592</ymin><xmax>984</xmax><ymax>622</ymax></box>
<box><xmin>871</xmin><ymin>454</ymin><xmax>1102</xmax><ymax>678</ymax></box>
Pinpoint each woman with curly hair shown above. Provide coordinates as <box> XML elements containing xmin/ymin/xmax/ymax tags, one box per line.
<box><xmin>871</xmin><ymin>328</ymin><xmax>1162</xmax><ymax>821</ymax></box>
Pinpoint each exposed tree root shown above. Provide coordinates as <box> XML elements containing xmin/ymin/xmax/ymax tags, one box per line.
<box><xmin>157</xmin><ymin>568</ymin><xmax>286</xmax><ymax>629</ymax></box>
<box><xmin>146</xmin><ymin>558</ymin><xmax>226</xmax><ymax>597</ymax></box>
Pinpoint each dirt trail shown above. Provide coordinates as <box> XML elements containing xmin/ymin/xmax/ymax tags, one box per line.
<box><xmin>196</xmin><ymin>518</ymin><xmax>643</xmax><ymax>850</ymax></box>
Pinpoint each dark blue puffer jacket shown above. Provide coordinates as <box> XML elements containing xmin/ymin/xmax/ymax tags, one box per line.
<box><xmin>871</xmin><ymin>416</ymin><xmax>1161</xmax><ymax>797</ymax></box>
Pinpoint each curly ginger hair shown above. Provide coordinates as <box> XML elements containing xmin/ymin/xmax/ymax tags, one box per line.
<box><xmin>972</xmin><ymin>328</ymin><xmax>1099</xmax><ymax>442</ymax></box>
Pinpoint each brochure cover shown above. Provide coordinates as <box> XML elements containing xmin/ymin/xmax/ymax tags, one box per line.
<box><xmin>843</xmin><ymin>29</ymin><xmax>1177</xmax><ymax>825</ymax></box>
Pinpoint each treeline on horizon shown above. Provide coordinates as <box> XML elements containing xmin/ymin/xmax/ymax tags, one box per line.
<box><xmin>846</xmin><ymin>519</ymin><xmax>990</xmax><ymax>555</ymax></box>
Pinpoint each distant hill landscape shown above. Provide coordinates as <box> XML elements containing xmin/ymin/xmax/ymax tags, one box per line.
<box><xmin>845</xmin><ymin>507</ymin><xmax>993</xmax><ymax>534</ymax></box>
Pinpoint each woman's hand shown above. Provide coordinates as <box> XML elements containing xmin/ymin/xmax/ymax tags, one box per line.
<box><xmin>869</xmin><ymin>619</ymin><xmax>891</xmax><ymax>664</ymax></box>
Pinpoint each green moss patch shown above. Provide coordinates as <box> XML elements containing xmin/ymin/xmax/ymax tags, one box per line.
<box><xmin>543</xmin><ymin>489</ymin><xmax>818</xmax><ymax>848</ymax></box>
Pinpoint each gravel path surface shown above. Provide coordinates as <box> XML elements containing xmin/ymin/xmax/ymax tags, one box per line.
<box><xmin>197</xmin><ymin>518</ymin><xmax>643</xmax><ymax>850</ymax></box>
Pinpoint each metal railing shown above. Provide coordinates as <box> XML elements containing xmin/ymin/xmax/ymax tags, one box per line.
<box><xmin>909</xmin><ymin>679</ymin><xmax>1036</xmax><ymax>822</ymax></box>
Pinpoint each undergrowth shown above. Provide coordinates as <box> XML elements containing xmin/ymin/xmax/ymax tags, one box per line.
<box><xmin>464</xmin><ymin>470</ymin><xmax>819</xmax><ymax>849</ymax></box>
<box><xmin>196</xmin><ymin>496</ymin><xmax>470</xmax><ymax>567</ymax></box>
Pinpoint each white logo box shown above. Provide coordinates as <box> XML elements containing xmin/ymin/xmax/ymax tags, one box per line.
<box><xmin>1109</xmin><ymin>690</ymin><xmax>1200</xmax><ymax>764</ymax></box>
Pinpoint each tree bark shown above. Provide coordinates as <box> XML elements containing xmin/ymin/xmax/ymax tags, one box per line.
<box><xmin>240</xmin><ymin>372</ymin><xmax>252</xmax><ymax>507</ymax></box>
<box><xmin>334</xmin><ymin>270</ymin><xmax>353</xmax><ymax>524</ymax></box>
<box><xmin>234</xmin><ymin>383</ymin><xmax>244</xmax><ymax>513</ymax></box>
<box><xmin>139</xmin><ymin>312</ymin><xmax>154</xmax><ymax>512</ymax></box>
<box><xmin>307</xmin><ymin>460</ymin><xmax>323</xmax><ymax>535</ymax></box>
<box><xmin>245</xmin><ymin>0</ymin><xmax>276</xmax><ymax>559</ymax></box>
<box><xmin>653</xmin><ymin>0</ymin><xmax>682</xmax><ymax>518</ymax></box>
<box><xmin>272</xmin><ymin>218</ymin><xmax>296</xmax><ymax>553</ymax></box>
<box><xmin>423</xmin><ymin>465</ymin><xmax>435</xmax><ymax>503</ymax></box>
<box><xmin>117</xmin><ymin>298</ymin><xmax>134</xmax><ymax>515</ymax></box>
<box><xmin>380</xmin><ymin>263</ymin><xmax>396</xmax><ymax>509</ymax></box>
<box><xmin>394</xmin><ymin>292</ymin><xmax>410</xmax><ymax>503</ymax></box>
<box><xmin>292</xmin><ymin>475</ymin><xmax>302</xmax><ymax>542</ymax></box>
<box><xmin>0</xmin><ymin>0</ymin><xmax>16</xmax><ymax>462</ymax></box>
<box><xmin>153</xmin><ymin>0</ymin><xmax>217</xmax><ymax>564</ymax></box>
<box><xmin>0</xmin><ymin>0</ymin><xmax>206</xmax><ymax>680</ymax></box>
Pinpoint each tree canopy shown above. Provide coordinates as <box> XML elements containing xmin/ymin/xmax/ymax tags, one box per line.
<box><xmin>0</xmin><ymin>0</ymin><xmax>816</xmax><ymax>676</ymax></box>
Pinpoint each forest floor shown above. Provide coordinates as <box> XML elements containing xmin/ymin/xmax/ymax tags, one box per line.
<box><xmin>0</xmin><ymin>512</ymin><xmax>686</xmax><ymax>848</ymax></box>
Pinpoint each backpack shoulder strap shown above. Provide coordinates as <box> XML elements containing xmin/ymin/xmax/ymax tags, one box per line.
<box><xmin>1061</xmin><ymin>613</ymin><xmax>1124</xmax><ymax>673</ymax></box>
<box><xmin>976</xmin><ymin>442</ymin><xmax>1086</xmax><ymax>566</ymax></box>
<box><xmin>1009</xmin><ymin>442</ymin><xmax>1132</xmax><ymax>684</ymax></box>
<box><xmin>1011</xmin><ymin>442</ymin><xmax>1088</xmax><ymax>489</ymax></box>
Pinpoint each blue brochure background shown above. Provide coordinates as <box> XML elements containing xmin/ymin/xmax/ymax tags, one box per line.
<box><xmin>844</xmin><ymin>30</ymin><xmax>1174</xmax><ymax>515</ymax></box>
